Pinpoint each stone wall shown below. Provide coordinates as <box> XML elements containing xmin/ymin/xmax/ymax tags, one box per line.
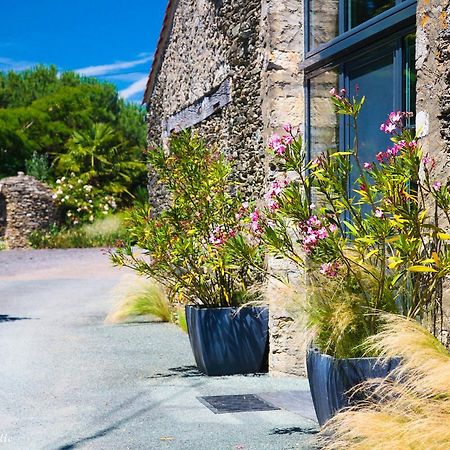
<box><xmin>260</xmin><ymin>0</ymin><xmax>306</xmax><ymax>376</ymax></box>
<box><xmin>416</xmin><ymin>0</ymin><xmax>450</xmax><ymax>344</ymax></box>
<box><xmin>0</xmin><ymin>173</ymin><xmax>58</xmax><ymax>249</ymax></box>
<box><xmin>146</xmin><ymin>0</ymin><xmax>266</xmax><ymax>205</ymax></box>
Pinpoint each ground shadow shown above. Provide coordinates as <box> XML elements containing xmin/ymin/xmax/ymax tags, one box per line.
<box><xmin>270</xmin><ymin>426</ymin><xmax>319</xmax><ymax>436</ymax></box>
<box><xmin>147</xmin><ymin>365</ymin><xmax>204</xmax><ymax>379</ymax></box>
<box><xmin>0</xmin><ymin>314</ymin><xmax>32</xmax><ymax>323</ymax></box>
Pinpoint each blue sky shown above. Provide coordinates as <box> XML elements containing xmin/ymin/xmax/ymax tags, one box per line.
<box><xmin>0</xmin><ymin>0</ymin><xmax>168</xmax><ymax>103</ymax></box>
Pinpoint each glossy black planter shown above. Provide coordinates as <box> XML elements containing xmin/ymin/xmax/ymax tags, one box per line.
<box><xmin>185</xmin><ymin>305</ymin><xmax>269</xmax><ymax>376</ymax></box>
<box><xmin>306</xmin><ymin>348</ymin><xmax>400</xmax><ymax>426</ymax></box>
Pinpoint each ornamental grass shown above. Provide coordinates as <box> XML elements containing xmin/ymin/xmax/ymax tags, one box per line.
<box><xmin>319</xmin><ymin>314</ymin><xmax>450</xmax><ymax>450</ymax></box>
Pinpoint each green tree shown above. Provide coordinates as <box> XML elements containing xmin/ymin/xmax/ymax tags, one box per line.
<box><xmin>57</xmin><ymin>122</ymin><xmax>146</xmax><ymax>201</ymax></box>
<box><xmin>0</xmin><ymin>65</ymin><xmax>147</xmax><ymax>182</ymax></box>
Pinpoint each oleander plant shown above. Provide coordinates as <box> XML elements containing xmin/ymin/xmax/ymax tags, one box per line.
<box><xmin>111</xmin><ymin>130</ymin><xmax>263</xmax><ymax>307</ymax></box>
<box><xmin>254</xmin><ymin>89</ymin><xmax>450</xmax><ymax>357</ymax></box>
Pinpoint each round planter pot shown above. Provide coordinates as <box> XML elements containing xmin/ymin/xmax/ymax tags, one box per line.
<box><xmin>185</xmin><ymin>305</ymin><xmax>269</xmax><ymax>376</ymax></box>
<box><xmin>306</xmin><ymin>348</ymin><xmax>400</xmax><ymax>426</ymax></box>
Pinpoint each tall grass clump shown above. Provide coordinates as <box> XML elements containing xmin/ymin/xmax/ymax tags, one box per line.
<box><xmin>106</xmin><ymin>276</ymin><xmax>172</xmax><ymax>323</ymax></box>
<box><xmin>320</xmin><ymin>314</ymin><xmax>450</xmax><ymax>450</ymax></box>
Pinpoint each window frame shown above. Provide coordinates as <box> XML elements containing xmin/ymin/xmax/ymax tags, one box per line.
<box><xmin>304</xmin><ymin>0</ymin><xmax>417</xmax><ymax>163</ymax></box>
<box><xmin>303</xmin><ymin>0</ymin><xmax>417</xmax><ymax>73</ymax></box>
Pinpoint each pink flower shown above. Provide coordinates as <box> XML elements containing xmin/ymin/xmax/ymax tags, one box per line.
<box><xmin>268</xmin><ymin>134</ymin><xmax>281</xmax><ymax>149</ymax></box>
<box><xmin>389</xmin><ymin>111</ymin><xmax>403</xmax><ymax>124</ymax></box>
<box><xmin>376</xmin><ymin>152</ymin><xmax>385</xmax><ymax>162</ymax></box>
<box><xmin>380</xmin><ymin>111</ymin><xmax>408</xmax><ymax>134</ymax></box>
<box><xmin>268</xmin><ymin>200</ymin><xmax>280</xmax><ymax>211</ymax></box>
<box><xmin>283</xmin><ymin>123</ymin><xmax>292</xmax><ymax>133</ymax></box>
<box><xmin>282</xmin><ymin>135</ymin><xmax>293</xmax><ymax>145</ymax></box>
<box><xmin>363</xmin><ymin>162</ymin><xmax>373</xmax><ymax>170</ymax></box>
<box><xmin>320</xmin><ymin>262</ymin><xmax>339</xmax><ymax>278</ymax></box>
<box><xmin>340</xmin><ymin>88</ymin><xmax>346</xmax><ymax>96</ymax></box>
<box><xmin>433</xmin><ymin>181</ymin><xmax>442</xmax><ymax>191</ymax></box>
<box><xmin>209</xmin><ymin>225</ymin><xmax>228</xmax><ymax>246</ymax></box>
<box><xmin>329</xmin><ymin>88</ymin><xmax>337</xmax><ymax>95</ymax></box>
<box><xmin>317</xmin><ymin>227</ymin><xmax>329</xmax><ymax>239</ymax></box>
<box><xmin>268</xmin><ymin>134</ymin><xmax>288</xmax><ymax>155</ymax></box>
<box><xmin>380</xmin><ymin>122</ymin><xmax>397</xmax><ymax>134</ymax></box>
<box><xmin>250</xmin><ymin>209</ymin><xmax>263</xmax><ymax>233</ymax></box>
<box><xmin>329</xmin><ymin>223</ymin><xmax>338</xmax><ymax>233</ymax></box>
<box><xmin>422</xmin><ymin>154</ymin><xmax>436</xmax><ymax>171</ymax></box>
<box><xmin>306</xmin><ymin>215</ymin><xmax>321</xmax><ymax>228</ymax></box>
<box><xmin>265</xmin><ymin>179</ymin><xmax>289</xmax><ymax>204</ymax></box>
<box><xmin>235</xmin><ymin>201</ymin><xmax>250</xmax><ymax>220</ymax></box>
<box><xmin>375</xmin><ymin>209</ymin><xmax>384</xmax><ymax>218</ymax></box>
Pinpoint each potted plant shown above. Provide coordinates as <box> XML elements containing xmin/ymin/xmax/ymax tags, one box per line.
<box><xmin>112</xmin><ymin>131</ymin><xmax>267</xmax><ymax>376</ymax></box>
<box><xmin>254</xmin><ymin>91</ymin><xmax>450</xmax><ymax>424</ymax></box>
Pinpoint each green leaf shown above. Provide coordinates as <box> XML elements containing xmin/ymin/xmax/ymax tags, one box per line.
<box><xmin>407</xmin><ymin>265</ymin><xmax>437</xmax><ymax>273</ymax></box>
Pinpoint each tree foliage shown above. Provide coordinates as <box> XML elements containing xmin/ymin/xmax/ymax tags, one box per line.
<box><xmin>0</xmin><ymin>65</ymin><xmax>147</xmax><ymax>194</ymax></box>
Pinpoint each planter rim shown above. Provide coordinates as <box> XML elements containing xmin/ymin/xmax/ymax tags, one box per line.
<box><xmin>185</xmin><ymin>305</ymin><xmax>268</xmax><ymax>310</ymax></box>
<box><xmin>308</xmin><ymin>348</ymin><xmax>399</xmax><ymax>362</ymax></box>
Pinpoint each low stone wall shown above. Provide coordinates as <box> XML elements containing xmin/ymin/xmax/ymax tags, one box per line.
<box><xmin>0</xmin><ymin>173</ymin><xmax>58</xmax><ymax>249</ymax></box>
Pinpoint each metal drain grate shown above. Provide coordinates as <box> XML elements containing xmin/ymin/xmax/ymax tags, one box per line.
<box><xmin>198</xmin><ymin>394</ymin><xmax>281</xmax><ymax>414</ymax></box>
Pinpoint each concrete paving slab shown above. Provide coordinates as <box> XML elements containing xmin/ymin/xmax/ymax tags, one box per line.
<box><xmin>0</xmin><ymin>249</ymin><xmax>318</xmax><ymax>450</ymax></box>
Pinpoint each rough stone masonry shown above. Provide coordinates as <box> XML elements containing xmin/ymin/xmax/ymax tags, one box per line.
<box><xmin>0</xmin><ymin>173</ymin><xmax>58</xmax><ymax>249</ymax></box>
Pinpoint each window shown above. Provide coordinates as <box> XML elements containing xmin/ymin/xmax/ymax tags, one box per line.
<box><xmin>304</xmin><ymin>1</ymin><xmax>417</xmax><ymax>167</ymax></box>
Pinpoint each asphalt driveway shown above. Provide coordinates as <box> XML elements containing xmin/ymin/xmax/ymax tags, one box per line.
<box><xmin>0</xmin><ymin>249</ymin><xmax>317</xmax><ymax>450</ymax></box>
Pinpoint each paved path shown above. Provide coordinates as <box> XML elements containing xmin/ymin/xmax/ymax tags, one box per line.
<box><xmin>0</xmin><ymin>249</ymin><xmax>318</xmax><ymax>450</ymax></box>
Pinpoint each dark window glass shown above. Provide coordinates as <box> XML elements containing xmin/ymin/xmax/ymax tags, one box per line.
<box><xmin>347</xmin><ymin>50</ymin><xmax>395</xmax><ymax>169</ymax></box>
<box><xmin>404</xmin><ymin>33</ymin><xmax>416</xmax><ymax>116</ymax></box>
<box><xmin>348</xmin><ymin>0</ymin><xmax>396</xmax><ymax>29</ymax></box>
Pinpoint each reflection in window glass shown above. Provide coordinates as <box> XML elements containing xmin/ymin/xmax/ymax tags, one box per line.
<box><xmin>348</xmin><ymin>53</ymin><xmax>395</xmax><ymax>169</ymax></box>
<box><xmin>404</xmin><ymin>33</ymin><xmax>416</xmax><ymax>117</ymax></box>
<box><xmin>348</xmin><ymin>0</ymin><xmax>396</xmax><ymax>29</ymax></box>
<box><xmin>309</xmin><ymin>67</ymin><xmax>339</xmax><ymax>159</ymax></box>
<box><xmin>308</xmin><ymin>0</ymin><xmax>339</xmax><ymax>50</ymax></box>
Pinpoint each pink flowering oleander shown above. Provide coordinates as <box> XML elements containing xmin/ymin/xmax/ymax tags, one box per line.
<box><xmin>380</xmin><ymin>111</ymin><xmax>413</xmax><ymax>134</ymax></box>
<box><xmin>267</xmin><ymin>132</ymin><xmax>295</xmax><ymax>155</ymax></box>
<box><xmin>235</xmin><ymin>201</ymin><xmax>249</xmax><ymax>220</ymax></box>
<box><xmin>422</xmin><ymin>154</ymin><xmax>436</xmax><ymax>171</ymax></box>
<box><xmin>300</xmin><ymin>216</ymin><xmax>331</xmax><ymax>254</ymax></box>
<box><xmin>375</xmin><ymin>209</ymin><xmax>384</xmax><ymax>218</ymax></box>
<box><xmin>363</xmin><ymin>162</ymin><xmax>373</xmax><ymax>170</ymax></box>
<box><xmin>283</xmin><ymin>123</ymin><xmax>292</xmax><ymax>133</ymax></box>
<box><xmin>209</xmin><ymin>225</ymin><xmax>236</xmax><ymax>246</ymax></box>
<box><xmin>250</xmin><ymin>208</ymin><xmax>263</xmax><ymax>234</ymax></box>
<box><xmin>432</xmin><ymin>181</ymin><xmax>442</xmax><ymax>191</ymax></box>
<box><xmin>320</xmin><ymin>261</ymin><xmax>339</xmax><ymax>278</ymax></box>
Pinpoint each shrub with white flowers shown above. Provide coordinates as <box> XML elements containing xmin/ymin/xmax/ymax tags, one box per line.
<box><xmin>53</xmin><ymin>173</ymin><xmax>117</xmax><ymax>225</ymax></box>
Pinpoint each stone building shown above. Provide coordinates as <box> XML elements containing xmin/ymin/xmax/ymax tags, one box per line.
<box><xmin>0</xmin><ymin>172</ymin><xmax>58</xmax><ymax>249</ymax></box>
<box><xmin>144</xmin><ymin>0</ymin><xmax>450</xmax><ymax>374</ymax></box>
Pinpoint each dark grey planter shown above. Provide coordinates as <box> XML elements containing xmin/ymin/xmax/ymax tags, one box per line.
<box><xmin>185</xmin><ymin>305</ymin><xmax>269</xmax><ymax>376</ymax></box>
<box><xmin>306</xmin><ymin>348</ymin><xmax>400</xmax><ymax>426</ymax></box>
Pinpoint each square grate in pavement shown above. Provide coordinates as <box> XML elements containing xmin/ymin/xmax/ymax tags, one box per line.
<box><xmin>198</xmin><ymin>394</ymin><xmax>281</xmax><ymax>414</ymax></box>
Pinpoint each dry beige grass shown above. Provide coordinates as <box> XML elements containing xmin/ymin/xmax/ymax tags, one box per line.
<box><xmin>106</xmin><ymin>275</ymin><xmax>172</xmax><ymax>323</ymax></box>
<box><xmin>320</xmin><ymin>314</ymin><xmax>450</xmax><ymax>450</ymax></box>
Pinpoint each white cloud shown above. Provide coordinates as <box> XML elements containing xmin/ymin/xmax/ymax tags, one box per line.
<box><xmin>119</xmin><ymin>75</ymin><xmax>148</xmax><ymax>100</ymax></box>
<box><xmin>0</xmin><ymin>57</ymin><xmax>35</xmax><ymax>71</ymax></box>
<box><xmin>104</xmin><ymin>71</ymin><xmax>148</xmax><ymax>82</ymax></box>
<box><xmin>74</xmin><ymin>56</ymin><xmax>152</xmax><ymax>77</ymax></box>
